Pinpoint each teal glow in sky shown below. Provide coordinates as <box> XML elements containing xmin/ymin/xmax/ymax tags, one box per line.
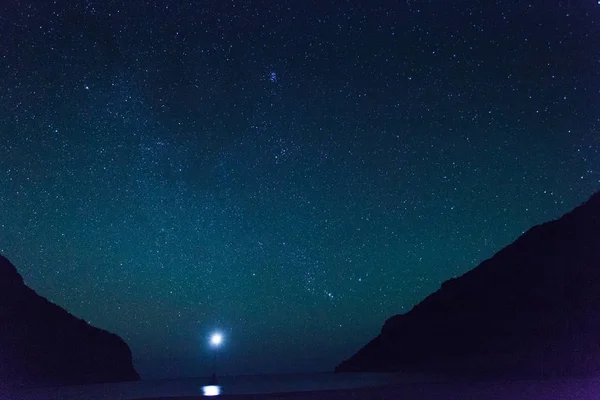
<box><xmin>0</xmin><ymin>0</ymin><xmax>598</xmax><ymax>378</ymax></box>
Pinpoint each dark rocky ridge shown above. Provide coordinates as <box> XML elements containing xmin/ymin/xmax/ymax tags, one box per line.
<box><xmin>0</xmin><ymin>255</ymin><xmax>140</xmax><ymax>387</ymax></box>
<box><xmin>336</xmin><ymin>191</ymin><xmax>600</xmax><ymax>378</ymax></box>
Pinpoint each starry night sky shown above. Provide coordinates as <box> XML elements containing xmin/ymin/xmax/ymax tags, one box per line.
<box><xmin>1</xmin><ymin>0</ymin><xmax>599</xmax><ymax>379</ymax></box>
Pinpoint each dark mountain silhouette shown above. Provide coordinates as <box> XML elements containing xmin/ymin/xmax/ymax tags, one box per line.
<box><xmin>0</xmin><ymin>254</ymin><xmax>140</xmax><ymax>387</ymax></box>
<box><xmin>336</xmin><ymin>191</ymin><xmax>600</xmax><ymax>378</ymax></box>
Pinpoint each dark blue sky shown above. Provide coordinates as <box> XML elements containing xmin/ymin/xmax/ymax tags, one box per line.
<box><xmin>0</xmin><ymin>0</ymin><xmax>598</xmax><ymax>378</ymax></box>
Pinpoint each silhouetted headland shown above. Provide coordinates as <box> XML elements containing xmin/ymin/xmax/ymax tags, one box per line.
<box><xmin>0</xmin><ymin>254</ymin><xmax>140</xmax><ymax>387</ymax></box>
<box><xmin>337</xmin><ymin>191</ymin><xmax>600</xmax><ymax>379</ymax></box>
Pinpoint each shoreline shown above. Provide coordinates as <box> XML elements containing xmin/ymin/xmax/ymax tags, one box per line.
<box><xmin>7</xmin><ymin>375</ymin><xmax>600</xmax><ymax>400</ymax></box>
<box><xmin>134</xmin><ymin>377</ymin><xmax>600</xmax><ymax>400</ymax></box>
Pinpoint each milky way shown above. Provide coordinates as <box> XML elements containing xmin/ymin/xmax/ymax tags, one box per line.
<box><xmin>0</xmin><ymin>0</ymin><xmax>598</xmax><ymax>378</ymax></box>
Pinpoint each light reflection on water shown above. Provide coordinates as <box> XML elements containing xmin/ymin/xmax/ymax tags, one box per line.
<box><xmin>11</xmin><ymin>373</ymin><xmax>600</xmax><ymax>400</ymax></box>
<box><xmin>10</xmin><ymin>372</ymin><xmax>424</xmax><ymax>399</ymax></box>
<box><xmin>201</xmin><ymin>384</ymin><xmax>222</xmax><ymax>396</ymax></box>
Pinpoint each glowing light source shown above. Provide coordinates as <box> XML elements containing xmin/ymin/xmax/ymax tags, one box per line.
<box><xmin>202</xmin><ymin>385</ymin><xmax>221</xmax><ymax>396</ymax></box>
<box><xmin>210</xmin><ymin>332</ymin><xmax>223</xmax><ymax>347</ymax></box>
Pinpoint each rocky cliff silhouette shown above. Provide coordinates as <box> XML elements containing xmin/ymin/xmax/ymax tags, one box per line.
<box><xmin>336</xmin><ymin>191</ymin><xmax>600</xmax><ymax>378</ymax></box>
<box><xmin>0</xmin><ymin>255</ymin><xmax>140</xmax><ymax>387</ymax></box>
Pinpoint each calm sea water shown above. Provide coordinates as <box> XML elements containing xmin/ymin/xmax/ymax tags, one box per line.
<box><xmin>6</xmin><ymin>372</ymin><xmax>433</xmax><ymax>400</ymax></box>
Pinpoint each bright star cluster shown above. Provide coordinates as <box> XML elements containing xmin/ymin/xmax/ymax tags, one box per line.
<box><xmin>0</xmin><ymin>0</ymin><xmax>598</xmax><ymax>378</ymax></box>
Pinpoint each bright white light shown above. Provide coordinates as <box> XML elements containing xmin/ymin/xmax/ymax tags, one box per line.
<box><xmin>202</xmin><ymin>385</ymin><xmax>221</xmax><ymax>396</ymax></box>
<box><xmin>210</xmin><ymin>332</ymin><xmax>223</xmax><ymax>346</ymax></box>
